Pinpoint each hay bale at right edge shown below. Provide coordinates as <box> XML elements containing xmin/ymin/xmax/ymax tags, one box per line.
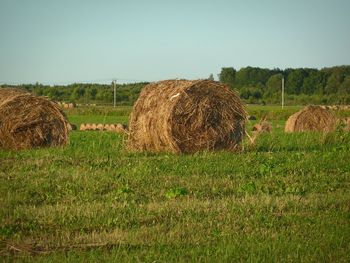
<box><xmin>285</xmin><ymin>105</ymin><xmax>336</xmax><ymax>133</ymax></box>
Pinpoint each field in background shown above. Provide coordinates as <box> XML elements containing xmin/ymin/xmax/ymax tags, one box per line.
<box><xmin>1</xmin><ymin>105</ymin><xmax>350</xmax><ymax>262</ymax></box>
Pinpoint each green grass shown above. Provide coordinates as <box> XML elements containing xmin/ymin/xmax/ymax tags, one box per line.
<box><xmin>0</xmin><ymin>106</ymin><xmax>350</xmax><ymax>262</ymax></box>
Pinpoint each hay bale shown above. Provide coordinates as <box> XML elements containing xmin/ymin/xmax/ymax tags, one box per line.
<box><xmin>343</xmin><ymin>117</ymin><xmax>350</xmax><ymax>132</ymax></box>
<box><xmin>108</xmin><ymin>124</ymin><xmax>115</xmax><ymax>131</ymax></box>
<box><xmin>91</xmin><ymin>124</ymin><xmax>97</xmax><ymax>131</ymax></box>
<box><xmin>128</xmin><ymin>79</ymin><xmax>247</xmax><ymax>153</ymax></box>
<box><xmin>80</xmin><ymin>123</ymin><xmax>86</xmax><ymax>131</ymax></box>
<box><xmin>115</xmin><ymin>123</ymin><xmax>128</xmax><ymax>134</ymax></box>
<box><xmin>96</xmin><ymin>124</ymin><xmax>104</xmax><ymax>131</ymax></box>
<box><xmin>104</xmin><ymin>124</ymin><xmax>111</xmax><ymax>131</ymax></box>
<box><xmin>84</xmin><ymin>123</ymin><xmax>92</xmax><ymax>130</ymax></box>
<box><xmin>0</xmin><ymin>88</ymin><xmax>69</xmax><ymax>150</ymax></box>
<box><xmin>252</xmin><ymin>121</ymin><xmax>272</xmax><ymax>133</ymax></box>
<box><xmin>285</xmin><ymin>105</ymin><xmax>336</xmax><ymax>133</ymax></box>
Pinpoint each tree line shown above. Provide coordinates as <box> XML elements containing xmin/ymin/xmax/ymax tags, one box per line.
<box><xmin>1</xmin><ymin>65</ymin><xmax>349</xmax><ymax>105</ymax></box>
<box><xmin>218</xmin><ymin>65</ymin><xmax>350</xmax><ymax>105</ymax></box>
<box><xmin>1</xmin><ymin>82</ymin><xmax>148</xmax><ymax>106</ymax></box>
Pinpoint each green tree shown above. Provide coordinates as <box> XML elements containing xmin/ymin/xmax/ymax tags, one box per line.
<box><xmin>70</xmin><ymin>86</ymin><xmax>85</xmax><ymax>101</ymax></box>
<box><xmin>339</xmin><ymin>75</ymin><xmax>350</xmax><ymax>94</ymax></box>
<box><xmin>325</xmin><ymin>72</ymin><xmax>343</xmax><ymax>94</ymax></box>
<box><xmin>218</xmin><ymin>67</ymin><xmax>236</xmax><ymax>88</ymax></box>
<box><xmin>266</xmin><ymin>73</ymin><xmax>283</xmax><ymax>96</ymax></box>
<box><xmin>87</xmin><ymin>88</ymin><xmax>98</xmax><ymax>100</ymax></box>
<box><xmin>302</xmin><ymin>70</ymin><xmax>325</xmax><ymax>94</ymax></box>
<box><xmin>286</xmin><ymin>69</ymin><xmax>307</xmax><ymax>94</ymax></box>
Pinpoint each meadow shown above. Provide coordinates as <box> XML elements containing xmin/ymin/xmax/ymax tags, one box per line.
<box><xmin>0</xmin><ymin>105</ymin><xmax>350</xmax><ymax>262</ymax></box>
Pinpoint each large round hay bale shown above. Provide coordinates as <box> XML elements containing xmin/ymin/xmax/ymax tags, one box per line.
<box><xmin>0</xmin><ymin>88</ymin><xmax>69</xmax><ymax>150</ymax></box>
<box><xmin>285</xmin><ymin>105</ymin><xmax>336</xmax><ymax>133</ymax></box>
<box><xmin>128</xmin><ymin>79</ymin><xmax>247</xmax><ymax>153</ymax></box>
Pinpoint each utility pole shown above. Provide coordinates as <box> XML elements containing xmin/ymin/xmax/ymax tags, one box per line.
<box><xmin>113</xmin><ymin>80</ymin><xmax>116</xmax><ymax>108</ymax></box>
<box><xmin>282</xmin><ymin>77</ymin><xmax>285</xmax><ymax>109</ymax></box>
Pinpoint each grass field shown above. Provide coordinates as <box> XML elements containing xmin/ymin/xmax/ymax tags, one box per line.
<box><xmin>1</xmin><ymin>106</ymin><xmax>350</xmax><ymax>262</ymax></box>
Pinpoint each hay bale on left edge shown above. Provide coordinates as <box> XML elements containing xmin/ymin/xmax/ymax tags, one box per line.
<box><xmin>0</xmin><ymin>88</ymin><xmax>70</xmax><ymax>150</ymax></box>
<box><xmin>128</xmin><ymin>79</ymin><xmax>247</xmax><ymax>153</ymax></box>
<box><xmin>285</xmin><ymin>105</ymin><xmax>336</xmax><ymax>133</ymax></box>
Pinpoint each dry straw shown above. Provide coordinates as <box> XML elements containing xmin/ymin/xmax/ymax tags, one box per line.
<box><xmin>128</xmin><ymin>79</ymin><xmax>247</xmax><ymax>153</ymax></box>
<box><xmin>252</xmin><ymin>121</ymin><xmax>272</xmax><ymax>133</ymax></box>
<box><xmin>342</xmin><ymin>117</ymin><xmax>350</xmax><ymax>132</ymax></box>
<box><xmin>285</xmin><ymin>105</ymin><xmax>336</xmax><ymax>133</ymax></box>
<box><xmin>0</xmin><ymin>88</ymin><xmax>69</xmax><ymax>150</ymax></box>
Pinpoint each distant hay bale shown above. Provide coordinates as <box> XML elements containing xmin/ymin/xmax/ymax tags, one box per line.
<box><xmin>80</xmin><ymin>123</ymin><xmax>86</xmax><ymax>131</ymax></box>
<box><xmin>115</xmin><ymin>123</ymin><xmax>128</xmax><ymax>134</ymax></box>
<box><xmin>128</xmin><ymin>79</ymin><xmax>247</xmax><ymax>153</ymax></box>
<box><xmin>285</xmin><ymin>105</ymin><xmax>336</xmax><ymax>133</ymax></box>
<box><xmin>104</xmin><ymin>124</ymin><xmax>111</xmax><ymax>131</ymax></box>
<box><xmin>96</xmin><ymin>124</ymin><xmax>104</xmax><ymax>131</ymax></box>
<box><xmin>85</xmin><ymin>124</ymin><xmax>93</xmax><ymax>130</ymax></box>
<box><xmin>91</xmin><ymin>124</ymin><xmax>97</xmax><ymax>131</ymax></box>
<box><xmin>0</xmin><ymin>88</ymin><xmax>69</xmax><ymax>150</ymax></box>
<box><xmin>252</xmin><ymin>121</ymin><xmax>272</xmax><ymax>133</ymax></box>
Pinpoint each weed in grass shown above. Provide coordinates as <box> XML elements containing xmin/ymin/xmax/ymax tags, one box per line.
<box><xmin>165</xmin><ymin>187</ymin><xmax>189</xmax><ymax>199</ymax></box>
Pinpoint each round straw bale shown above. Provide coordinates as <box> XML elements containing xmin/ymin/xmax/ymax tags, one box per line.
<box><xmin>108</xmin><ymin>124</ymin><xmax>116</xmax><ymax>131</ymax></box>
<box><xmin>80</xmin><ymin>123</ymin><xmax>86</xmax><ymax>131</ymax></box>
<box><xmin>104</xmin><ymin>124</ymin><xmax>111</xmax><ymax>131</ymax></box>
<box><xmin>115</xmin><ymin>123</ymin><xmax>128</xmax><ymax>134</ymax></box>
<box><xmin>96</xmin><ymin>124</ymin><xmax>104</xmax><ymax>131</ymax></box>
<box><xmin>91</xmin><ymin>124</ymin><xmax>97</xmax><ymax>131</ymax></box>
<box><xmin>84</xmin><ymin>123</ymin><xmax>92</xmax><ymax>130</ymax></box>
<box><xmin>0</xmin><ymin>88</ymin><xmax>69</xmax><ymax>150</ymax></box>
<box><xmin>128</xmin><ymin>79</ymin><xmax>247</xmax><ymax>153</ymax></box>
<box><xmin>285</xmin><ymin>105</ymin><xmax>336</xmax><ymax>133</ymax></box>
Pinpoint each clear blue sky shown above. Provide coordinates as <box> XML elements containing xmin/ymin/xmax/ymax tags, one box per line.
<box><xmin>0</xmin><ymin>0</ymin><xmax>349</xmax><ymax>85</ymax></box>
